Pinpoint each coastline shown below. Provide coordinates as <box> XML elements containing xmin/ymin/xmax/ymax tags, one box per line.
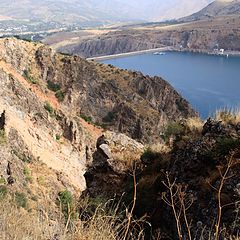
<box><xmin>87</xmin><ymin>47</ymin><xmax>240</xmax><ymax>61</ymax></box>
<box><xmin>176</xmin><ymin>48</ymin><xmax>240</xmax><ymax>57</ymax></box>
<box><xmin>86</xmin><ymin>46</ymin><xmax>173</xmax><ymax>61</ymax></box>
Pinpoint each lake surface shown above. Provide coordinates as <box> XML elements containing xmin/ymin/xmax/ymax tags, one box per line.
<box><xmin>102</xmin><ymin>52</ymin><xmax>240</xmax><ymax>118</ymax></box>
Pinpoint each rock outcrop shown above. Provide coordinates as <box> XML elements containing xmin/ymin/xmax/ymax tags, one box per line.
<box><xmin>84</xmin><ymin>131</ymin><xmax>144</xmax><ymax>198</ymax></box>
<box><xmin>0</xmin><ymin>38</ymin><xmax>196</xmax><ymax>144</ymax></box>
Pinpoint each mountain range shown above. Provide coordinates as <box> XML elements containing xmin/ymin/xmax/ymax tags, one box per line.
<box><xmin>0</xmin><ymin>0</ymin><xmax>213</xmax><ymax>26</ymax></box>
<box><xmin>180</xmin><ymin>0</ymin><xmax>240</xmax><ymax>22</ymax></box>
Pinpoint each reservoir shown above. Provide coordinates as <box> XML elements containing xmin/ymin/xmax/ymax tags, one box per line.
<box><xmin>101</xmin><ymin>51</ymin><xmax>240</xmax><ymax>118</ymax></box>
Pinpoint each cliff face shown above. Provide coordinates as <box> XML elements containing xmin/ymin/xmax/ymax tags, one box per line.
<box><xmin>59</xmin><ymin>15</ymin><xmax>240</xmax><ymax>57</ymax></box>
<box><xmin>0</xmin><ymin>37</ymin><xmax>196</xmax><ymax>194</ymax></box>
<box><xmin>0</xmin><ymin>38</ymin><xmax>196</xmax><ymax>143</ymax></box>
<box><xmin>0</xmin><ymin>38</ymin><xmax>239</xmax><ymax>240</ymax></box>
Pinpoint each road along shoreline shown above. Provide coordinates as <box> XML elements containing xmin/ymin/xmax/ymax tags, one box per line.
<box><xmin>86</xmin><ymin>47</ymin><xmax>173</xmax><ymax>61</ymax></box>
<box><xmin>86</xmin><ymin>46</ymin><xmax>240</xmax><ymax>61</ymax></box>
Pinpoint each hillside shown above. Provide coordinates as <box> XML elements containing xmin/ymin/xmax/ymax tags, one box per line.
<box><xmin>180</xmin><ymin>0</ymin><xmax>240</xmax><ymax>22</ymax></box>
<box><xmin>0</xmin><ymin>37</ymin><xmax>194</xmax><ymax>239</ymax></box>
<box><xmin>0</xmin><ymin>37</ymin><xmax>239</xmax><ymax>240</ymax></box>
<box><xmin>58</xmin><ymin>15</ymin><xmax>240</xmax><ymax>57</ymax></box>
<box><xmin>0</xmin><ymin>0</ymin><xmax>213</xmax><ymax>28</ymax></box>
<box><xmin>0</xmin><ymin>0</ymin><xmax>143</xmax><ymax>25</ymax></box>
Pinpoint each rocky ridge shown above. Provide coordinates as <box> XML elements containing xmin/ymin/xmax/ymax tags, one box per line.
<box><xmin>0</xmin><ymin>37</ymin><xmax>194</xmax><ymax>207</ymax></box>
<box><xmin>180</xmin><ymin>0</ymin><xmax>240</xmax><ymax>22</ymax></box>
<box><xmin>0</xmin><ymin>38</ymin><xmax>196</xmax><ymax>143</ymax></box>
<box><xmin>0</xmin><ymin>38</ymin><xmax>239</xmax><ymax>239</ymax></box>
<box><xmin>59</xmin><ymin>15</ymin><xmax>240</xmax><ymax>57</ymax></box>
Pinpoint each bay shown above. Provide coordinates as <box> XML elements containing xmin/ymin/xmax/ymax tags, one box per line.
<box><xmin>102</xmin><ymin>51</ymin><xmax>240</xmax><ymax>118</ymax></box>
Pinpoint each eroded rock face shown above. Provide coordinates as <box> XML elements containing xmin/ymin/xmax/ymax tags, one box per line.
<box><xmin>0</xmin><ymin>38</ymin><xmax>197</xmax><ymax>143</ymax></box>
<box><xmin>59</xmin><ymin>17</ymin><xmax>240</xmax><ymax>57</ymax></box>
<box><xmin>84</xmin><ymin>132</ymin><xmax>144</xmax><ymax>198</ymax></box>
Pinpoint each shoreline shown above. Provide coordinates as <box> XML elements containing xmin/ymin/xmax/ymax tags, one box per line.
<box><xmin>177</xmin><ymin>48</ymin><xmax>240</xmax><ymax>57</ymax></box>
<box><xmin>86</xmin><ymin>46</ymin><xmax>173</xmax><ymax>61</ymax></box>
<box><xmin>87</xmin><ymin>47</ymin><xmax>240</xmax><ymax>61</ymax></box>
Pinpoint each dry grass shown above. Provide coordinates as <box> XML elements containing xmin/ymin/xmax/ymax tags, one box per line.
<box><xmin>147</xmin><ymin>143</ymin><xmax>171</xmax><ymax>153</ymax></box>
<box><xmin>186</xmin><ymin>117</ymin><xmax>203</xmax><ymax>133</ymax></box>
<box><xmin>0</xmin><ymin>194</ymin><xmax>145</xmax><ymax>240</ymax></box>
<box><xmin>215</xmin><ymin>108</ymin><xmax>240</xmax><ymax>125</ymax></box>
<box><xmin>0</xmin><ymin>196</ymin><xmax>57</xmax><ymax>240</ymax></box>
<box><xmin>111</xmin><ymin>146</ymin><xmax>143</xmax><ymax>170</ymax></box>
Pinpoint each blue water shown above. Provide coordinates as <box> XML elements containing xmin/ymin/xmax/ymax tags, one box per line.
<box><xmin>102</xmin><ymin>52</ymin><xmax>240</xmax><ymax>118</ymax></box>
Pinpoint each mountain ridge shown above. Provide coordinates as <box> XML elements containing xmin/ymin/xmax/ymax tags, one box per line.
<box><xmin>179</xmin><ymin>0</ymin><xmax>240</xmax><ymax>22</ymax></box>
<box><xmin>0</xmin><ymin>0</ymin><xmax>213</xmax><ymax>26</ymax></box>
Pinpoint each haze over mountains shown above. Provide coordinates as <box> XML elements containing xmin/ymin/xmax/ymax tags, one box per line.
<box><xmin>124</xmin><ymin>0</ymin><xmax>213</xmax><ymax>21</ymax></box>
<box><xmin>0</xmin><ymin>0</ymin><xmax>213</xmax><ymax>26</ymax></box>
<box><xmin>180</xmin><ymin>0</ymin><xmax>240</xmax><ymax>22</ymax></box>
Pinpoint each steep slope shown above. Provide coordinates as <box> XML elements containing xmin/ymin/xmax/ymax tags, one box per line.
<box><xmin>0</xmin><ymin>38</ymin><xmax>148</xmax><ymax>239</ymax></box>
<box><xmin>0</xmin><ymin>57</ymin><xmax>96</xmax><ymax>192</ymax></box>
<box><xmin>180</xmin><ymin>0</ymin><xmax>240</xmax><ymax>22</ymax></box>
<box><xmin>61</xmin><ymin>14</ymin><xmax>240</xmax><ymax>57</ymax></box>
<box><xmin>0</xmin><ymin>0</ymin><xmax>213</xmax><ymax>26</ymax></box>
<box><xmin>0</xmin><ymin>38</ymin><xmax>196</xmax><ymax>143</ymax></box>
<box><xmin>0</xmin><ymin>0</ymin><xmax>143</xmax><ymax>26</ymax></box>
<box><xmin>85</xmin><ymin>116</ymin><xmax>240</xmax><ymax>239</ymax></box>
<box><xmin>0</xmin><ymin>37</ymin><xmax>195</xmax><ymax>239</ymax></box>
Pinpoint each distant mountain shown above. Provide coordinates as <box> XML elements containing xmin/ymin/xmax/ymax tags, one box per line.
<box><xmin>180</xmin><ymin>0</ymin><xmax>240</xmax><ymax>22</ymax></box>
<box><xmin>0</xmin><ymin>0</ymin><xmax>214</xmax><ymax>27</ymax></box>
<box><xmin>131</xmin><ymin>0</ymin><xmax>213</xmax><ymax>21</ymax></box>
<box><xmin>0</xmin><ymin>0</ymin><xmax>144</xmax><ymax>26</ymax></box>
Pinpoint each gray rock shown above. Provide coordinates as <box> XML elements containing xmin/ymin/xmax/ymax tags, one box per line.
<box><xmin>99</xmin><ymin>143</ymin><xmax>112</xmax><ymax>159</ymax></box>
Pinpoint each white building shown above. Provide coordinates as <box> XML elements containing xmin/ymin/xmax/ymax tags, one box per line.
<box><xmin>219</xmin><ymin>49</ymin><xmax>225</xmax><ymax>54</ymax></box>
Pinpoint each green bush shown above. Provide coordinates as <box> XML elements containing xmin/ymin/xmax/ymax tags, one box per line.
<box><xmin>55</xmin><ymin>90</ymin><xmax>65</xmax><ymax>102</ymax></box>
<box><xmin>0</xmin><ymin>176</ymin><xmax>6</xmax><ymax>185</ymax></box>
<box><xmin>176</xmin><ymin>99</ymin><xmax>186</xmax><ymax>111</ymax></box>
<box><xmin>141</xmin><ymin>148</ymin><xmax>157</xmax><ymax>161</ymax></box>
<box><xmin>12</xmin><ymin>150</ymin><xmax>32</xmax><ymax>163</ymax></box>
<box><xmin>23</xmin><ymin>167</ymin><xmax>33</xmax><ymax>183</ymax></box>
<box><xmin>80</xmin><ymin>114</ymin><xmax>93</xmax><ymax>123</ymax></box>
<box><xmin>164</xmin><ymin>122</ymin><xmax>185</xmax><ymax>140</ymax></box>
<box><xmin>15</xmin><ymin>192</ymin><xmax>27</xmax><ymax>208</ymax></box>
<box><xmin>58</xmin><ymin>190</ymin><xmax>77</xmax><ymax>221</ymax></box>
<box><xmin>56</xmin><ymin>134</ymin><xmax>61</xmax><ymax>141</ymax></box>
<box><xmin>47</xmin><ymin>80</ymin><xmax>61</xmax><ymax>92</ymax></box>
<box><xmin>0</xmin><ymin>129</ymin><xmax>6</xmax><ymax>145</ymax></box>
<box><xmin>23</xmin><ymin>167</ymin><xmax>30</xmax><ymax>176</ymax></box>
<box><xmin>22</xmin><ymin>70</ymin><xmax>38</xmax><ymax>84</ymax></box>
<box><xmin>0</xmin><ymin>186</ymin><xmax>7</xmax><ymax>200</ymax></box>
<box><xmin>102</xmin><ymin>111</ymin><xmax>115</xmax><ymax>122</ymax></box>
<box><xmin>44</xmin><ymin>102</ymin><xmax>54</xmax><ymax>114</ymax></box>
<box><xmin>216</xmin><ymin>137</ymin><xmax>240</xmax><ymax>156</ymax></box>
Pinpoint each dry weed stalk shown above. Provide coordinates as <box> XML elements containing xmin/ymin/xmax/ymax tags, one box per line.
<box><xmin>207</xmin><ymin>153</ymin><xmax>238</xmax><ymax>240</ymax></box>
<box><xmin>123</xmin><ymin>162</ymin><xmax>138</xmax><ymax>240</ymax></box>
<box><xmin>162</xmin><ymin>172</ymin><xmax>194</xmax><ymax>240</ymax></box>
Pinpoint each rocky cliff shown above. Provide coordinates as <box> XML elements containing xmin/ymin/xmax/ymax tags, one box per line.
<box><xmin>0</xmin><ymin>37</ymin><xmax>195</xmax><ymax>194</ymax></box>
<box><xmin>0</xmin><ymin>37</ymin><xmax>239</xmax><ymax>240</ymax></box>
<box><xmin>59</xmin><ymin>15</ymin><xmax>240</xmax><ymax>57</ymax></box>
<box><xmin>0</xmin><ymin>38</ymin><xmax>196</xmax><ymax>143</ymax></box>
